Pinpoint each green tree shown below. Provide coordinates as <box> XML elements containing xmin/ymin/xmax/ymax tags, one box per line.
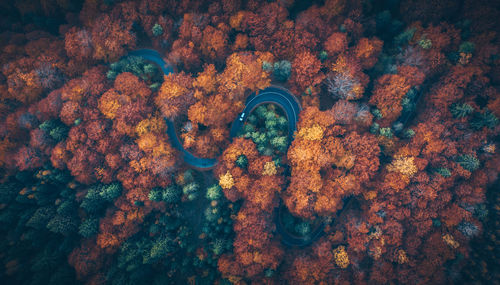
<box><xmin>379</xmin><ymin>127</ymin><xmax>393</xmax><ymax>138</ymax></box>
<box><xmin>402</xmin><ymin>128</ymin><xmax>415</xmax><ymax>138</ymax></box>
<box><xmin>271</xmin><ymin>136</ymin><xmax>288</xmax><ymax>152</ymax></box>
<box><xmin>235</xmin><ymin>155</ymin><xmax>248</xmax><ymax>169</ymax></box>
<box><xmin>206</xmin><ymin>184</ymin><xmax>222</xmax><ymax>201</ymax></box>
<box><xmin>456</xmin><ymin>154</ymin><xmax>480</xmax><ymax>171</ymax></box>
<box><xmin>276</xmin><ymin>116</ymin><xmax>288</xmax><ymax>130</ymax></box>
<box><xmin>152</xmin><ymin>24</ymin><xmax>163</xmax><ymax>36</ymax></box>
<box><xmin>265</xmin><ymin>116</ymin><xmax>278</xmax><ymax>129</ymax></box>
<box><xmin>107</xmin><ymin>56</ymin><xmax>163</xmax><ymax>90</ymax></box>
<box><xmin>100</xmin><ymin>183</ymin><xmax>122</xmax><ymax>201</ymax></box>
<box><xmin>319</xmin><ymin>51</ymin><xmax>328</xmax><ymax>62</ymax></box>
<box><xmin>372</xmin><ymin>108</ymin><xmax>382</xmax><ymax>119</ymax></box>
<box><xmin>435</xmin><ymin>167</ymin><xmax>451</xmax><ymax>177</ymax></box>
<box><xmin>162</xmin><ymin>186</ymin><xmax>181</xmax><ymax>203</ymax></box>
<box><xmin>273</xmin><ymin>60</ymin><xmax>291</xmax><ymax>81</ymax></box>
<box><xmin>294</xmin><ymin>222</ymin><xmax>311</xmax><ymax>236</ymax></box>
<box><xmin>39</xmin><ymin>120</ymin><xmax>57</xmax><ymax>132</ymax></box>
<box><xmin>262</xmin><ymin>61</ymin><xmax>273</xmax><ymax>72</ymax></box>
<box><xmin>204</xmin><ymin>206</ymin><xmax>220</xmax><ymax>222</ymax></box>
<box><xmin>117</xmin><ymin>240</ymin><xmax>145</xmax><ymax>272</ymax></box>
<box><xmin>79</xmin><ymin>218</ymin><xmax>99</xmax><ymax>238</ymax></box>
<box><xmin>418</xmin><ymin>36</ymin><xmax>432</xmax><ymax>49</ymax></box>
<box><xmin>80</xmin><ymin>183</ymin><xmax>121</xmax><ymax>214</ymax></box>
<box><xmin>394</xmin><ymin>27</ymin><xmax>416</xmax><ymax>46</ymax></box>
<box><xmin>26</xmin><ymin>206</ymin><xmax>55</xmax><ymax>230</ymax></box>
<box><xmin>239</xmin><ymin>104</ymin><xmax>289</xmax><ymax>157</ymax></box>
<box><xmin>459</xmin><ymin>42</ymin><xmax>475</xmax><ymax>54</ymax></box>
<box><xmin>254</xmin><ymin>105</ymin><xmax>268</xmax><ymax>119</ymax></box>
<box><xmin>80</xmin><ymin>188</ymin><xmax>105</xmax><ymax>214</ymax></box>
<box><xmin>31</xmin><ymin>246</ymin><xmax>60</xmax><ymax>273</ymax></box>
<box><xmin>148</xmin><ymin>187</ymin><xmax>163</xmax><ymax>202</ymax></box>
<box><xmin>148</xmin><ymin>236</ymin><xmax>174</xmax><ymax>262</ymax></box>
<box><xmin>450</xmin><ymin>103</ymin><xmax>474</xmax><ymax>118</ymax></box>
<box><xmin>49</xmin><ymin>126</ymin><xmax>69</xmax><ymax>141</ymax></box>
<box><xmin>250</xmin><ymin>131</ymin><xmax>267</xmax><ymax>146</ymax></box>
<box><xmin>470</xmin><ymin>109</ymin><xmax>499</xmax><ymax>129</ymax></box>
<box><xmin>211</xmin><ymin>239</ymin><xmax>228</xmax><ymax>256</ymax></box>
<box><xmin>56</xmin><ymin>200</ymin><xmax>76</xmax><ymax>216</ymax></box>
<box><xmin>182</xmin><ymin>182</ymin><xmax>200</xmax><ymax>201</ymax></box>
<box><xmin>401</xmin><ymin>88</ymin><xmax>418</xmax><ymax>114</ymax></box>
<box><xmin>46</xmin><ymin>215</ymin><xmax>78</xmax><ymax>235</ymax></box>
<box><xmin>181</xmin><ymin>169</ymin><xmax>195</xmax><ymax>185</ymax></box>
<box><xmin>39</xmin><ymin>120</ymin><xmax>68</xmax><ymax>141</ymax></box>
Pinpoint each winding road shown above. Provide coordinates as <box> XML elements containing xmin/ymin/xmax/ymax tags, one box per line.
<box><xmin>128</xmin><ymin>49</ymin><xmax>301</xmax><ymax>170</ymax></box>
<box><xmin>127</xmin><ymin>49</ymin><xmax>321</xmax><ymax>246</ymax></box>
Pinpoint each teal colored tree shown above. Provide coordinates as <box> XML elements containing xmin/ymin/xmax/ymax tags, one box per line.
<box><xmin>238</xmin><ymin>104</ymin><xmax>289</xmax><ymax>158</ymax></box>
<box><xmin>107</xmin><ymin>56</ymin><xmax>164</xmax><ymax>90</ymax></box>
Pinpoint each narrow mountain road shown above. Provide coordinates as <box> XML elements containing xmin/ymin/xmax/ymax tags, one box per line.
<box><xmin>127</xmin><ymin>49</ymin><xmax>323</xmax><ymax>247</ymax></box>
<box><xmin>128</xmin><ymin>49</ymin><xmax>301</xmax><ymax>170</ymax></box>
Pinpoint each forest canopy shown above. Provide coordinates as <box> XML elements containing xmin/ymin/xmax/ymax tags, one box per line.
<box><xmin>0</xmin><ymin>0</ymin><xmax>499</xmax><ymax>284</ymax></box>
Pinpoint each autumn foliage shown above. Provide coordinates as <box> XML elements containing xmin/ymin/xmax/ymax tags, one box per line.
<box><xmin>0</xmin><ymin>0</ymin><xmax>499</xmax><ymax>284</ymax></box>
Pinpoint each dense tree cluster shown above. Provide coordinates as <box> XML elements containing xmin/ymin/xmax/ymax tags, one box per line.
<box><xmin>237</xmin><ymin>104</ymin><xmax>289</xmax><ymax>156</ymax></box>
<box><xmin>0</xmin><ymin>0</ymin><xmax>499</xmax><ymax>284</ymax></box>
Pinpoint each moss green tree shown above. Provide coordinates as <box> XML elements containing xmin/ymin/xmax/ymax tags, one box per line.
<box><xmin>206</xmin><ymin>184</ymin><xmax>223</xmax><ymax>201</ymax></box>
<box><xmin>456</xmin><ymin>154</ymin><xmax>480</xmax><ymax>171</ymax></box>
